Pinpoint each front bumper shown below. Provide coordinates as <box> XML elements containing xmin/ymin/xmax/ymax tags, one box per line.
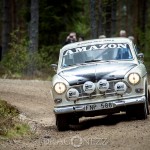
<box><xmin>54</xmin><ymin>96</ymin><xmax>146</xmax><ymax>115</ymax></box>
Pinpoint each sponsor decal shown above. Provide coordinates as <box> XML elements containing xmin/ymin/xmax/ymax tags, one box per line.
<box><xmin>83</xmin><ymin>81</ymin><xmax>95</xmax><ymax>94</ymax></box>
<box><xmin>97</xmin><ymin>79</ymin><xmax>109</xmax><ymax>92</ymax></box>
<box><xmin>63</xmin><ymin>43</ymin><xmax>127</xmax><ymax>56</ymax></box>
<box><xmin>114</xmin><ymin>82</ymin><xmax>127</xmax><ymax>94</ymax></box>
<box><xmin>67</xmin><ymin>88</ymin><xmax>79</xmax><ymax>100</ymax></box>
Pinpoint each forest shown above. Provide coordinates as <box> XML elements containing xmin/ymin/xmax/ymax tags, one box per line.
<box><xmin>0</xmin><ymin>0</ymin><xmax>150</xmax><ymax>78</ymax></box>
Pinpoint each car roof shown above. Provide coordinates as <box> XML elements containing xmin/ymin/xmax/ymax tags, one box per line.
<box><xmin>61</xmin><ymin>37</ymin><xmax>133</xmax><ymax>52</ymax></box>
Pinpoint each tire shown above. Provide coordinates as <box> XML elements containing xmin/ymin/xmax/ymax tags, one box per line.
<box><xmin>55</xmin><ymin>114</ymin><xmax>69</xmax><ymax>131</ymax></box>
<box><xmin>136</xmin><ymin>103</ymin><xmax>148</xmax><ymax>120</ymax></box>
<box><xmin>146</xmin><ymin>100</ymin><xmax>150</xmax><ymax>115</ymax></box>
<box><xmin>145</xmin><ymin>84</ymin><xmax>150</xmax><ymax>115</ymax></box>
<box><xmin>126</xmin><ymin>83</ymin><xmax>149</xmax><ymax>119</ymax></box>
<box><xmin>148</xmin><ymin>89</ymin><xmax>150</xmax><ymax>105</ymax></box>
<box><xmin>126</xmin><ymin>105</ymin><xmax>137</xmax><ymax>119</ymax></box>
<box><xmin>126</xmin><ymin>102</ymin><xmax>148</xmax><ymax>120</ymax></box>
<box><xmin>70</xmin><ymin>116</ymin><xmax>79</xmax><ymax>125</ymax></box>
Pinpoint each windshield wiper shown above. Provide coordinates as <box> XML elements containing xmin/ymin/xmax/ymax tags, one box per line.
<box><xmin>84</xmin><ymin>59</ymin><xmax>102</xmax><ymax>63</ymax></box>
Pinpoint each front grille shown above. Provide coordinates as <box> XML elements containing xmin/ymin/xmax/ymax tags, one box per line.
<box><xmin>70</xmin><ymin>80</ymin><xmax>131</xmax><ymax>100</ymax></box>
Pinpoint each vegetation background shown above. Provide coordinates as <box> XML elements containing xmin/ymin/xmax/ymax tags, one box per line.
<box><xmin>0</xmin><ymin>0</ymin><xmax>150</xmax><ymax>139</ymax></box>
<box><xmin>0</xmin><ymin>0</ymin><xmax>150</xmax><ymax>79</ymax></box>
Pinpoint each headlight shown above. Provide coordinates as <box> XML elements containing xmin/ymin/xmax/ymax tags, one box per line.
<box><xmin>83</xmin><ymin>81</ymin><xmax>95</xmax><ymax>94</ymax></box>
<box><xmin>67</xmin><ymin>88</ymin><xmax>79</xmax><ymax>101</ymax></box>
<box><xmin>97</xmin><ymin>79</ymin><xmax>109</xmax><ymax>92</ymax></box>
<box><xmin>114</xmin><ymin>82</ymin><xmax>127</xmax><ymax>94</ymax></box>
<box><xmin>128</xmin><ymin>73</ymin><xmax>141</xmax><ymax>85</ymax></box>
<box><xmin>54</xmin><ymin>82</ymin><xmax>66</xmax><ymax>94</ymax></box>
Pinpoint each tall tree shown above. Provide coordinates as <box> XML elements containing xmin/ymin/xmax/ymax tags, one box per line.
<box><xmin>105</xmin><ymin>0</ymin><xmax>112</xmax><ymax>37</ymax></box>
<box><xmin>29</xmin><ymin>0</ymin><xmax>39</xmax><ymax>53</ymax></box>
<box><xmin>28</xmin><ymin>0</ymin><xmax>39</xmax><ymax>75</ymax></box>
<box><xmin>90</xmin><ymin>0</ymin><xmax>97</xmax><ymax>38</ymax></box>
<box><xmin>11</xmin><ymin>0</ymin><xmax>17</xmax><ymax>30</ymax></box>
<box><xmin>1</xmin><ymin>0</ymin><xmax>11</xmax><ymax>57</ymax></box>
<box><xmin>98</xmin><ymin>0</ymin><xmax>103</xmax><ymax>36</ymax></box>
<box><xmin>111</xmin><ymin>0</ymin><xmax>117</xmax><ymax>36</ymax></box>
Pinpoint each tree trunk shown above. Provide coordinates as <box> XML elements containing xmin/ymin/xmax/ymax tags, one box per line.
<box><xmin>98</xmin><ymin>0</ymin><xmax>103</xmax><ymax>36</ymax></box>
<box><xmin>11</xmin><ymin>0</ymin><xmax>17</xmax><ymax>30</ymax></box>
<box><xmin>29</xmin><ymin>0</ymin><xmax>39</xmax><ymax>53</ymax></box>
<box><xmin>28</xmin><ymin>0</ymin><xmax>39</xmax><ymax>76</ymax></box>
<box><xmin>105</xmin><ymin>0</ymin><xmax>111</xmax><ymax>37</ymax></box>
<box><xmin>117</xmin><ymin>0</ymin><xmax>122</xmax><ymax>35</ymax></box>
<box><xmin>1</xmin><ymin>0</ymin><xmax>11</xmax><ymax>57</ymax></box>
<box><xmin>90</xmin><ymin>0</ymin><xmax>97</xmax><ymax>38</ymax></box>
<box><xmin>111</xmin><ymin>0</ymin><xmax>117</xmax><ymax>36</ymax></box>
<box><xmin>140</xmin><ymin>0</ymin><xmax>146</xmax><ymax>34</ymax></box>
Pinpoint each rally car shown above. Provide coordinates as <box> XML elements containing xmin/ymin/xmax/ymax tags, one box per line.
<box><xmin>51</xmin><ymin>38</ymin><xmax>150</xmax><ymax>131</ymax></box>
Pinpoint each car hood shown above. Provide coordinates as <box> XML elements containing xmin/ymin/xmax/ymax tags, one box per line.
<box><xmin>59</xmin><ymin>62</ymin><xmax>137</xmax><ymax>86</ymax></box>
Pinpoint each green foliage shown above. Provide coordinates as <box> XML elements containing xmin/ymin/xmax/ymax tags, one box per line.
<box><xmin>74</xmin><ymin>21</ymin><xmax>90</xmax><ymax>38</ymax></box>
<box><xmin>135</xmin><ymin>28</ymin><xmax>146</xmax><ymax>51</ymax></box>
<box><xmin>135</xmin><ymin>26</ymin><xmax>150</xmax><ymax>74</ymax></box>
<box><xmin>1</xmin><ymin>0</ymin><xmax>150</xmax><ymax>78</ymax></box>
<box><xmin>0</xmin><ymin>29</ymin><xmax>61</xmax><ymax>79</ymax></box>
<box><xmin>0</xmin><ymin>99</ymin><xmax>30</xmax><ymax>139</ymax></box>
<box><xmin>39</xmin><ymin>45</ymin><xmax>61</xmax><ymax>65</ymax></box>
<box><xmin>38</xmin><ymin>0</ymin><xmax>87</xmax><ymax>45</ymax></box>
<box><xmin>145</xmin><ymin>28</ymin><xmax>150</xmax><ymax>56</ymax></box>
<box><xmin>0</xmin><ymin>99</ymin><xmax>18</xmax><ymax>136</ymax></box>
<box><xmin>1</xmin><ymin>30</ymin><xmax>28</xmax><ymax>75</ymax></box>
<box><xmin>0</xmin><ymin>0</ymin><xmax>91</xmax><ymax>78</ymax></box>
<box><xmin>0</xmin><ymin>100</ymin><xmax>19</xmax><ymax>118</ymax></box>
<box><xmin>6</xmin><ymin>123</ymin><xmax>30</xmax><ymax>138</ymax></box>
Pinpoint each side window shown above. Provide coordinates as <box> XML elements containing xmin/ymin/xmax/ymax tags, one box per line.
<box><xmin>62</xmin><ymin>54</ymin><xmax>74</xmax><ymax>67</ymax></box>
<box><xmin>134</xmin><ymin>44</ymin><xmax>139</xmax><ymax>55</ymax></box>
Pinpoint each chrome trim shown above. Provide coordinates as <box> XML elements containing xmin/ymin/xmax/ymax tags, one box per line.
<box><xmin>54</xmin><ymin>96</ymin><xmax>145</xmax><ymax>114</ymax></box>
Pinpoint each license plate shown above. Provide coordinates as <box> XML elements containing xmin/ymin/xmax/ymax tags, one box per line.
<box><xmin>84</xmin><ymin>102</ymin><xmax>114</xmax><ymax>111</ymax></box>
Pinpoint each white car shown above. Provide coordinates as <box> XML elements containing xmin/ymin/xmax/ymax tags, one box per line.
<box><xmin>51</xmin><ymin>38</ymin><xmax>150</xmax><ymax>131</ymax></box>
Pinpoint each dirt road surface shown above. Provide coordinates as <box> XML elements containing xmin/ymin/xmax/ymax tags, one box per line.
<box><xmin>0</xmin><ymin>79</ymin><xmax>150</xmax><ymax>150</ymax></box>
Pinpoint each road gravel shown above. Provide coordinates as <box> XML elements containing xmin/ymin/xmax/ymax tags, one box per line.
<box><xmin>0</xmin><ymin>79</ymin><xmax>150</xmax><ymax>150</ymax></box>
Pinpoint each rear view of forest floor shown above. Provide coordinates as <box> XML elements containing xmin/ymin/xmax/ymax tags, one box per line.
<box><xmin>0</xmin><ymin>79</ymin><xmax>150</xmax><ymax>150</ymax></box>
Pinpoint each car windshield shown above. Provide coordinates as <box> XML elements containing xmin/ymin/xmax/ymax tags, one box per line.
<box><xmin>61</xmin><ymin>43</ymin><xmax>133</xmax><ymax>68</ymax></box>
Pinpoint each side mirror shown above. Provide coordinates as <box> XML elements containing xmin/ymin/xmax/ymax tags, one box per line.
<box><xmin>137</xmin><ymin>53</ymin><xmax>144</xmax><ymax>62</ymax></box>
<box><xmin>51</xmin><ymin>64</ymin><xmax>57</xmax><ymax>72</ymax></box>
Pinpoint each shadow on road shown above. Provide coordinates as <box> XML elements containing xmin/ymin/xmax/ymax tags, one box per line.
<box><xmin>70</xmin><ymin>113</ymin><xmax>131</xmax><ymax>131</ymax></box>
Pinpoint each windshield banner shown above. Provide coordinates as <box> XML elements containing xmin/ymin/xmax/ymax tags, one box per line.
<box><xmin>63</xmin><ymin>43</ymin><xmax>127</xmax><ymax>56</ymax></box>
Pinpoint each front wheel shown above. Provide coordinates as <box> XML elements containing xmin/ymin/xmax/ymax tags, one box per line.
<box><xmin>148</xmin><ymin>89</ymin><xmax>150</xmax><ymax>105</ymax></box>
<box><xmin>126</xmin><ymin>102</ymin><xmax>148</xmax><ymax>120</ymax></box>
<box><xmin>136</xmin><ymin>103</ymin><xmax>148</xmax><ymax>120</ymax></box>
<box><xmin>55</xmin><ymin>114</ymin><xmax>69</xmax><ymax>131</ymax></box>
<box><xmin>145</xmin><ymin>84</ymin><xmax>150</xmax><ymax>114</ymax></box>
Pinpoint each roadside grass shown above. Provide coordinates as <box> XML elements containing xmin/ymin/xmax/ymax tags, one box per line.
<box><xmin>0</xmin><ymin>99</ymin><xmax>31</xmax><ymax>140</ymax></box>
<box><xmin>5</xmin><ymin>123</ymin><xmax>30</xmax><ymax>139</ymax></box>
<box><xmin>0</xmin><ymin>63</ymin><xmax>54</xmax><ymax>81</ymax></box>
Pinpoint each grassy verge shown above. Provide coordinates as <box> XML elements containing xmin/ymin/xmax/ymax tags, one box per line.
<box><xmin>0</xmin><ymin>99</ymin><xmax>31</xmax><ymax>140</ymax></box>
<box><xmin>0</xmin><ymin>64</ymin><xmax>54</xmax><ymax>81</ymax></box>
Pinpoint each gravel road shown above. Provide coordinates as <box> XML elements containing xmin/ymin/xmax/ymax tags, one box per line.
<box><xmin>0</xmin><ymin>79</ymin><xmax>150</xmax><ymax>150</ymax></box>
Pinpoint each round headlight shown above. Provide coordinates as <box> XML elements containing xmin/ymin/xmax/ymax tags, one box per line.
<box><xmin>83</xmin><ymin>81</ymin><xmax>95</xmax><ymax>94</ymax></box>
<box><xmin>54</xmin><ymin>82</ymin><xmax>66</xmax><ymax>94</ymax></box>
<box><xmin>97</xmin><ymin>79</ymin><xmax>109</xmax><ymax>92</ymax></box>
<box><xmin>67</xmin><ymin>88</ymin><xmax>79</xmax><ymax>101</ymax></box>
<box><xmin>128</xmin><ymin>73</ymin><xmax>140</xmax><ymax>85</ymax></box>
<box><xmin>114</xmin><ymin>82</ymin><xmax>127</xmax><ymax>94</ymax></box>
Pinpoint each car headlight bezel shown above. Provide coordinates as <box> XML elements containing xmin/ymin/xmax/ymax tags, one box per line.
<box><xmin>128</xmin><ymin>73</ymin><xmax>141</xmax><ymax>85</ymax></box>
<box><xmin>54</xmin><ymin>82</ymin><xmax>66</xmax><ymax>94</ymax></box>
